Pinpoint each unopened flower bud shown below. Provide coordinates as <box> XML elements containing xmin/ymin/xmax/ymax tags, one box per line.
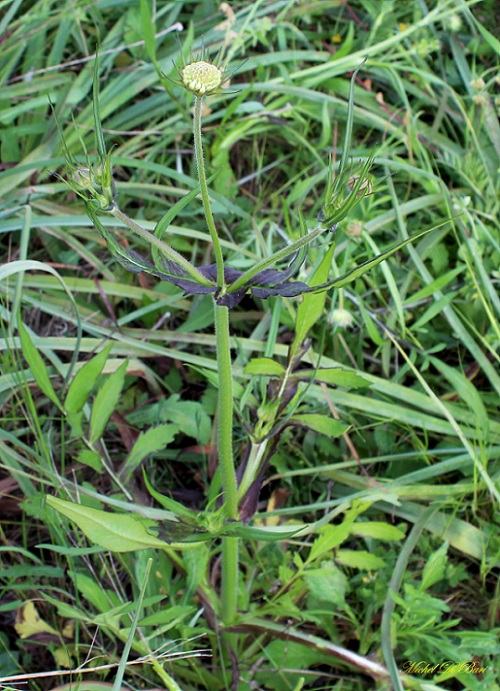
<box><xmin>72</xmin><ymin>168</ymin><xmax>93</xmax><ymax>189</ymax></box>
<box><xmin>330</xmin><ymin>308</ymin><xmax>354</xmax><ymax>329</ymax></box>
<box><xmin>348</xmin><ymin>175</ymin><xmax>373</xmax><ymax>196</ymax></box>
<box><xmin>470</xmin><ymin>77</ymin><xmax>485</xmax><ymax>90</ymax></box>
<box><xmin>445</xmin><ymin>13</ymin><xmax>462</xmax><ymax>32</ymax></box>
<box><xmin>472</xmin><ymin>94</ymin><xmax>488</xmax><ymax>107</ymax></box>
<box><xmin>346</xmin><ymin>221</ymin><xmax>363</xmax><ymax>237</ymax></box>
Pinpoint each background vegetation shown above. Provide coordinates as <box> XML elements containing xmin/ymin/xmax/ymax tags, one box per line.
<box><xmin>1</xmin><ymin>1</ymin><xmax>499</xmax><ymax>690</ymax></box>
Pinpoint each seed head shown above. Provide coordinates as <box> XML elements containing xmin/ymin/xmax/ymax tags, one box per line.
<box><xmin>181</xmin><ymin>61</ymin><xmax>223</xmax><ymax>96</ymax></box>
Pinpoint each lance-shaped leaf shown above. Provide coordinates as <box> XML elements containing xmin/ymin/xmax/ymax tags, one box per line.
<box><xmin>148</xmin><ymin>517</ymin><xmax>303</xmax><ymax>543</ymax></box>
<box><xmin>47</xmin><ymin>496</ymin><xmax>169</xmax><ymax>552</ymax></box>
<box><xmin>308</xmin><ymin>226</ymin><xmax>438</xmax><ymax>294</ymax></box>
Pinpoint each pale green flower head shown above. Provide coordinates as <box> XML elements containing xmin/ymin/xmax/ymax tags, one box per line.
<box><xmin>181</xmin><ymin>60</ymin><xmax>224</xmax><ymax>96</ymax></box>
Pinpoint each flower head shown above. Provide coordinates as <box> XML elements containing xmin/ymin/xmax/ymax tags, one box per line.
<box><xmin>181</xmin><ymin>60</ymin><xmax>223</xmax><ymax>96</ymax></box>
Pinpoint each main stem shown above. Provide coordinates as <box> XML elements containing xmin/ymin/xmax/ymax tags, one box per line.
<box><xmin>215</xmin><ymin>303</ymin><xmax>239</xmax><ymax>627</ymax></box>
<box><xmin>193</xmin><ymin>96</ymin><xmax>225</xmax><ymax>289</ymax></box>
<box><xmin>193</xmin><ymin>95</ymin><xmax>238</xmax><ymax>626</ymax></box>
<box><xmin>214</xmin><ymin>304</ymin><xmax>238</xmax><ymax>520</ymax></box>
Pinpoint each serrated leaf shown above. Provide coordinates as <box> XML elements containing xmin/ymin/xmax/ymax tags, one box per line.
<box><xmin>65</xmin><ymin>343</ymin><xmax>113</xmax><ymax>414</ymax></box>
<box><xmin>89</xmin><ymin>359</ymin><xmax>128</xmax><ymax>444</ymax></box>
<box><xmin>290</xmin><ymin>413</ymin><xmax>349</xmax><ymax>438</ymax></box>
<box><xmin>245</xmin><ymin>358</ymin><xmax>285</xmax><ymax>377</ymax></box>
<box><xmin>349</xmin><ymin>522</ymin><xmax>405</xmax><ymax>541</ymax></box>
<box><xmin>119</xmin><ymin>424</ymin><xmax>179</xmax><ymax>484</ymax></box>
<box><xmin>17</xmin><ymin>317</ymin><xmax>63</xmax><ymax>412</ymax></box>
<box><xmin>335</xmin><ymin>549</ymin><xmax>387</xmax><ymax>570</ymax></box>
<box><xmin>46</xmin><ymin>496</ymin><xmax>167</xmax><ymax>552</ymax></box>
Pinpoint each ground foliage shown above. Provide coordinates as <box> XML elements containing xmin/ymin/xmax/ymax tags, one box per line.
<box><xmin>0</xmin><ymin>1</ymin><xmax>499</xmax><ymax>690</ymax></box>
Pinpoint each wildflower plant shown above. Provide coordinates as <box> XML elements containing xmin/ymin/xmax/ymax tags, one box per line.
<box><xmin>53</xmin><ymin>49</ymin><xmax>434</xmax><ymax>640</ymax></box>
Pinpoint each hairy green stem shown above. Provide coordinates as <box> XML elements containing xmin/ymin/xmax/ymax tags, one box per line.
<box><xmin>214</xmin><ymin>305</ymin><xmax>238</xmax><ymax>519</ymax></box>
<box><xmin>193</xmin><ymin>96</ymin><xmax>225</xmax><ymax>288</ymax></box>
<box><xmin>193</xmin><ymin>95</ymin><xmax>238</xmax><ymax>626</ymax></box>
<box><xmin>214</xmin><ymin>303</ymin><xmax>239</xmax><ymax>625</ymax></box>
